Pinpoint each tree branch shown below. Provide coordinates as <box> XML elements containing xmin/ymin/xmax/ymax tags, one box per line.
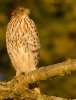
<box><xmin>0</xmin><ymin>59</ymin><xmax>76</xmax><ymax>99</ymax></box>
<box><xmin>23</xmin><ymin>58</ymin><xmax>76</xmax><ymax>84</ymax></box>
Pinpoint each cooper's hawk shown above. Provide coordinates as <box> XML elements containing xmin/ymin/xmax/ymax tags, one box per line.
<box><xmin>6</xmin><ymin>7</ymin><xmax>40</xmax><ymax>76</ymax></box>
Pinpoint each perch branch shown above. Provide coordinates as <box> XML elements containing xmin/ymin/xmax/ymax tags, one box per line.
<box><xmin>23</xmin><ymin>58</ymin><xmax>76</xmax><ymax>84</ymax></box>
<box><xmin>0</xmin><ymin>59</ymin><xmax>76</xmax><ymax>99</ymax></box>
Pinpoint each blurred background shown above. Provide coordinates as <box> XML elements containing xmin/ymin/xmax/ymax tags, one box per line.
<box><xmin>0</xmin><ymin>0</ymin><xmax>76</xmax><ymax>99</ymax></box>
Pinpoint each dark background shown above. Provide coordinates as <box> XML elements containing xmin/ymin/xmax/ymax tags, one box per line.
<box><xmin>0</xmin><ymin>0</ymin><xmax>76</xmax><ymax>98</ymax></box>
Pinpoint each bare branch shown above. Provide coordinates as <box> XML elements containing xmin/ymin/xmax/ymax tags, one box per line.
<box><xmin>24</xmin><ymin>59</ymin><xmax>76</xmax><ymax>84</ymax></box>
<box><xmin>0</xmin><ymin>59</ymin><xmax>76</xmax><ymax>99</ymax></box>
